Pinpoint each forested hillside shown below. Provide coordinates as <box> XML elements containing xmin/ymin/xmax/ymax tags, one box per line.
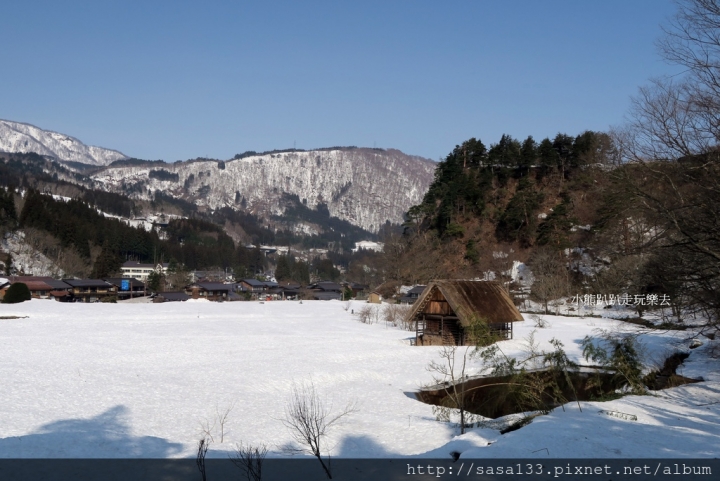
<box><xmin>14</xmin><ymin>189</ymin><xmax>265</xmax><ymax>278</ymax></box>
<box><xmin>0</xmin><ymin>152</ymin><xmax>380</xmax><ymax>278</ymax></box>
<box><xmin>369</xmin><ymin>118</ymin><xmax>719</xmax><ymax>330</ymax></box>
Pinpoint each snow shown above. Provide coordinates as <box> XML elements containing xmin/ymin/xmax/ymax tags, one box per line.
<box><xmin>91</xmin><ymin>149</ymin><xmax>435</xmax><ymax>232</ymax></box>
<box><xmin>1</xmin><ymin>231</ymin><xmax>63</xmax><ymax>277</ymax></box>
<box><xmin>0</xmin><ymin>301</ymin><xmax>717</xmax><ymax>459</ymax></box>
<box><xmin>0</xmin><ymin>119</ymin><xmax>127</xmax><ymax>166</ymax></box>
<box><xmin>352</xmin><ymin>241</ymin><xmax>384</xmax><ymax>253</ymax></box>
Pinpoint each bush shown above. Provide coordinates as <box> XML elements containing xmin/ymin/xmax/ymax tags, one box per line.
<box><xmin>382</xmin><ymin>304</ymin><xmax>413</xmax><ymax>329</ymax></box>
<box><xmin>356</xmin><ymin>305</ymin><xmax>379</xmax><ymax>324</ymax></box>
<box><xmin>2</xmin><ymin>283</ymin><xmax>31</xmax><ymax>303</ymax></box>
<box><xmin>100</xmin><ymin>296</ymin><xmax>118</xmax><ymax>303</ymax></box>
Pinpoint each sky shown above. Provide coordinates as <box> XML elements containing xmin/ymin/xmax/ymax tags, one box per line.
<box><xmin>1</xmin><ymin>0</ymin><xmax>682</xmax><ymax>162</ymax></box>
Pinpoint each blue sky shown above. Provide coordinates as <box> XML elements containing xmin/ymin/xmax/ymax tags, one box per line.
<box><xmin>1</xmin><ymin>1</ymin><xmax>681</xmax><ymax>162</ymax></box>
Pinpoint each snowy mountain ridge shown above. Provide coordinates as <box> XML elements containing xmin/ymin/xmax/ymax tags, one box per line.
<box><xmin>92</xmin><ymin>148</ymin><xmax>436</xmax><ymax>232</ymax></box>
<box><xmin>0</xmin><ymin>119</ymin><xmax>128</xmax><ymax>166</ymax></box>
<box><xmin>0</xmin><ymin>119</ymin><xmax>436</xmax><ymax>232</ymax></box>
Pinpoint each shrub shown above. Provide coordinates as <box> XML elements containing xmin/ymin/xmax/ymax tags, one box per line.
<box><xmin>2</xmin><ymin>283</ymin><xmax>31</xmax><ymax>304</ymax></box>
<box><xmin>382</xmin><ymin>304</ymin><xmax>413</xmax><ymax>329</ymax></box>
<box><xmin>356</xmin><ymin>305</ymin><xmax>379</xmax><ymax>324</ymax></box>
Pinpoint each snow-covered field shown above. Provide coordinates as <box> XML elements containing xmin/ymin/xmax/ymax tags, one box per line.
<box><xmin>0</xmin><ymin>300</ymin><xmax>718</xmax><ymax>459</ymax></box>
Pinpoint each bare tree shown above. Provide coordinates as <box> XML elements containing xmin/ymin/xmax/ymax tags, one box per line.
<box><xmin>196</xmin><ymin>437</ymin><xmax>210</xmax><ymax>481</ymax></box>
<box><xmin>231</xmin><ymin>442</ymin><xmax>268</xmax><ymax>481</ymax></box>
<box><xmin>382</xmin><ymin>303</ymin><xmax>412</xmax><ymax>329</ymax></box>
<box><xmin>166</xmin><ymin>264</ymin><xmax>191</xmax><ymax>290</ymax></box>
<box><xmin>216</xmin><ymin>401</ymin><xmax>234</xmax><ymax>443</ymax></box>
<box><xmin>488</xmin><ymin>248</ymin><xmax>518</xmax><ymax>294</ymax></box>
<box><xmin>614</xmin><ymin>0</ymin><xmax>720</xmax><ymax>328</ymax></box>
<box><xmin>198</xmin><ymin>417</ymin><xmax>216</xmax><ymax>443</ymax></box>
<box><xmin>281</xmin><ymin>380</ymin><xmax>357</xmax><ymax>479</ymax></box>
<box><xmin>199</xmin><ymin>401</ymin><xmax>235</xmax><ymax>443</ymax></box>
<box><xmin>426</xmin><ymin>345</ymin><xmax>476</xmax><ymax>434</ymax></box>
<box><xmin>659</xmin><ymin>0</ymin><xmax>720</xmax><ymax>143</ymax></box>
<box><xmin>355</xmin><ymin>304</ymin><xmax>379</xmax><ymax>325</ymax></box>
<box><xmin>529</xmin><ymin>247</ymin><xmax>570</xmax><ymax>314</ymax></box>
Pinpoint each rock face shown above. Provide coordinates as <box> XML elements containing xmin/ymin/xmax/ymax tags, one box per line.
<box><xmin>0</xmin><ymin>120</ymin><xmax>127</xmax><ymax>166</ymax></box>
<box><xmin>92</xmin><ymin>148</ymin><xmax>436</xmax><ymax>232</ymax></box>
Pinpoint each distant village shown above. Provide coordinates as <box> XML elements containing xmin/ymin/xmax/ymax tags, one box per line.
<box><xmin>0</xmin><ymin>259</ymin><xmax>425</xmax><ymax>305</ymax></box>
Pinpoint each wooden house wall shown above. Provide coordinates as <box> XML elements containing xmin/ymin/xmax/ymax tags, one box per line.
<box><xmin>420</xmin><ymin>289</ymin><xmax>454</xmax><ymax>316</ymax></box>
<box><xmin>413</xmin><ymin>285</ymin><xmax>513</xmax><ymax>345</ymax></box>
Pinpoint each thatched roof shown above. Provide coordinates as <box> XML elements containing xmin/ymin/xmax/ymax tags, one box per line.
<box><xmin>408</xmin><ymin>280</ymin><xmax>523</xmax><ymax>327</ymax></box>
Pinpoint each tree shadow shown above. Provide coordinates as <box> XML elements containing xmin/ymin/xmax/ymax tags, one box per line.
<box><xmin>0</xmin><ymin>405</ymin><xmax>183</xmax><ymax>458</ymax></box>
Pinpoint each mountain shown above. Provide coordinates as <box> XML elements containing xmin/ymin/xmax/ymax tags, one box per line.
<box><xmin>0</xmin><ymin>120</ymin><xmax>128</xmax><ymax>166</ymax></box>
<box><xmin>0</xmin><ymin>119</ymin><xmax>436</xmax><ymax>232</ymax></box>
<box><xmin>92</xmin><ymin>148</ymin><xmax>436</xmax><ymax>232</ymax></box>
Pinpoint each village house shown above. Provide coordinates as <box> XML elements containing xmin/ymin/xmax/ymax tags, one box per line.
<box><xmin>239</xmin><ymin>278</ymin><xmax>266</xmax><ymax>296</ymax></box>
<box><xmin>0</xmin><ymin>277</ymin><xmax>10</xmax><ymax>300</ymax></box>
<box><xmin>185</xmin><ymin>282</ymin><xmax>238</xmax><ymax>301</ymax></box>
<box><xmin>2</xmin><ymin>276</ymin><xmax>72</xmax><ymax>299</ymax></box>
<box><xmin>62</xmin><ymin>279</ymin><xmax>117</xmax><ymax>303</ymax></box>
<box><xmin>277</xmin><ymin>281</ymin><xmax>301</xmax><ymax>300</ymax></box>
<box><xmin>153</xmin><ymin>291</ymin><xmax>191</xmax><ymax>303</ymax></box>
<box><xmin>308</xmin><ymin>281</ymin><xmax>343</xmax><ymax>301</ymax></box>
<box><xmin>399</xmin><ymin>285</ymin><xmax>427</xmax><ymax>305</ymax></box>
<box><xmin>408</xmin><ymin>280</ymin><xmax>523</xmax><ymax>346</ymax></box>
<box><xmin>103</xmin><ymin>278</ymin><xmax>146</xmax><ymax>300</ymax></box>
<box><xmin>342</xmin><ymin>281</ymin><xmax>369</xmax><ymax>297</ymax></box>
<box><xmin>121</xmin><ymin>261</ymin><xmax>169</xmax><ymax>282</ymax></box>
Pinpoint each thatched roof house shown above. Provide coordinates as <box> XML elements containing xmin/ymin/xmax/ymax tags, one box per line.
<box><xmin>408</xmin><ymin>280</ymin><xmax>523</xmax><ymax>346</ymax></box>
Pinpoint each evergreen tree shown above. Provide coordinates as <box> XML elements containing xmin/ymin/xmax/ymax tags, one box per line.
<box><xmin>147</xmin><ymin>270</ymin><xmax>164</xmax><ymax>292</ymax></box>
<box><xmin>537</xmin><ymin>138</ymin><xmax>558</xmax><ymax>178</ymax></box>
<box><xmin>313</xmin><ymin>258</ymin><xmax>340</xmax><ymax>281</ymax></box>
<box><xmin>91</xmin><ymin>242</ymin><xmax>121</xmax><ymax>278</ymax></box>
<box><xmin>275</xmin><ymin>255</ymin><xmax>292</xmax><ymax>281</ymax></box>
<box><xmin>464</xmin><ymin>137</ymin><xmax>488</xmax><ymax>168</ymax></box>
<box><xmin>292</xmin><ymin>259</ymin><xmax>311</xmax><ymax>285</ymax></box>
<box><xmin>4</xmin><ymin>253</ymin><xmax>12</xmax><ymax>275</ymax></box>
<box><xmin>495</xmin><ymin>178</ymin><xmax>544</xmax><ymax>247</ymax></box>
<box><xmin>519</xmin><ymin>136</ymin><xmax>537</xmax><ymax>174</ymax></box>
<box><xmin>0</xmin><ymin>187</ymin><xmax>17</xmax><ymax>226</ymax></box>
<box><xmin>2</xmin><ymin>283</ymin><xmax>31</xmax><ymax>303</ymax></box>
<box><xmin>552</xmin><ymin>133</ymin><xmax>575</xmax><ymax>180</ymax></box>
<box><xmin>488</xmin><ymin>134</ymin><xmax>521</xmax><ymax>168</ymax></box>
<box><xmin>536</xmin><ymin>194</ymin><xmax>576</xmax><ymax>249</ymax></box>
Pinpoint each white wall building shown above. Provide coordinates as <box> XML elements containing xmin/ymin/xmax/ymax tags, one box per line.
<box><xmin>121</xmin><ymin>261</ymin><xmax>169</xmax><ymax>282</ymax></box>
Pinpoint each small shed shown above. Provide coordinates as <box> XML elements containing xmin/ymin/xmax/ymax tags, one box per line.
<box><xmin>367</xmin><ymin>291</ymin><xmax>382</xmax><ymax>304</ymax></box>
<box><xmin>408</xmin><ymin>280</ymin><xmax>523</xmax><ymax>346</ymax></box>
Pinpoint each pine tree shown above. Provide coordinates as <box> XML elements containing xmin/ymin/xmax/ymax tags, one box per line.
<box><xmin>275</xmin><ymin>255</ymin><xmax>292</xmax><ymax>281</ymax></box>
<box><xmin>519</xmin><ymin>136</ymin><xmax>537</xmax><ymax>174</ymax></box>
<box><xmin>536</xmin><ymin>194</ymin><xmax>576</xmax><ymax>248</ymax></box>
<box><xmin>2</xmin><ymin>283</ymin><xmax>31</xmax><ymax>303</ymax></box>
